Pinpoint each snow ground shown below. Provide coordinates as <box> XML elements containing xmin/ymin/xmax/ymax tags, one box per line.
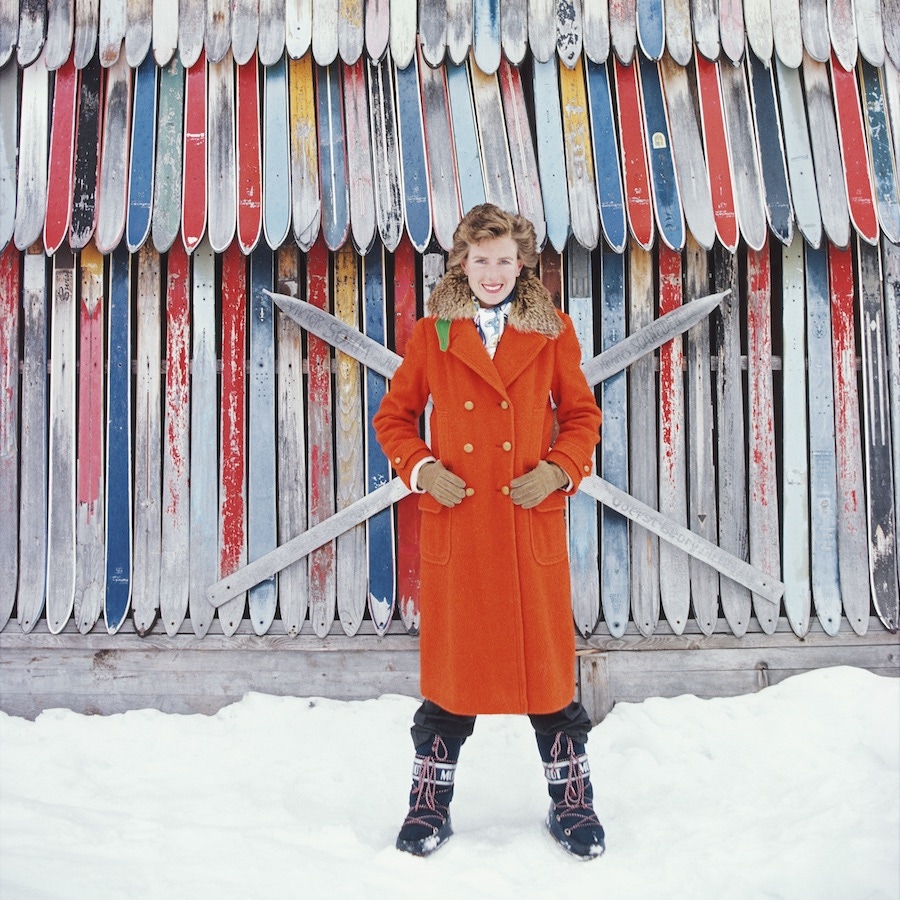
<box><xmin>1</xmin><ymin>666</ymin><xmax>897</xmax><ymax>900</ymax></box>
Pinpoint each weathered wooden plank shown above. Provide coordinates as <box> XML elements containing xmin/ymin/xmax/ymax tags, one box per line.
<box><xmin>338</xmin><ymin>0</ymin><xmax>364</xmax><ymax>64</ymax></box>
<box><xmin>365</xmin><ymin>0</ymin><xmax>389</xmax><ymax>62</ymax></box>
<box><xmin>286</xmin><ymin>0</ymin><xmax>312</xmax><ymax>59</ymax></box>
<box><xmin>0</xmin><ymin>245</ymin><xmax>19</xmax><ymax>630</ymax></box>
<box><xmin>152</xmin><ymin>0</ymin><xmax>178</xmax><ymax>66</ymax></box>
<box><xmin>343</xmin><ymin>57</ymin><xmax>377</xmax><ymax>255</ymax></box>
<box><xmin>368</xmin><ymin>56</ymin><xmax>404</xmax><ymax>251</ymax></box>
<box><xmin>559</xmin><ymin>55</ymin><xmax>600</xmax><ymax>249</ymax></box>
<box><xmin>18</xmin><ymin>262</ymin><xmax>50</xmax><ymax>632</ymax></box>
<box><xmin>74</xmin><ymin>243</ymin><xmax>105</xmax><ymax>635</ymax></box>
<box><xmin>658</xmin><ymin>246</ymin><xmax>691</xmax><ymax>635</ymax></box>
<box><xmin>151</xmin><ymin>57</ymin><xmax>185</xmax><ymax>254</ymax></box>
<box><xmin>567</xmin><ymin>240</ymin><xmax>601</xmax><ymax>638</ymax></box>
<box><xmin>780</xmin><ymin>236</ymin><xmax>811</xmax><ymax>637</ymax></box>
<box><xmin>306</xmin><ymin>238</ymin><xmax>337</xmax><ymax>637</ymax></box>
<box><xmin>45</xmin><ymin>249</ymin><xmax>77</xmax><ymax>635</ymax></box>
<box><xmin>288</xmin><ymin>52</ymin><xmax>320</xmax><ymax>251</ymax></box>
<box><xmin>800</xmin><ymin>0</ymin><xmax>830</xmax><ymax>63</ymax></box>
<box><xmin>259</xmin><ymin>0</ymin><xmax>286</xmax><ymax>66</ymax></box>
<box><xmin>217</xmin><ymin>244</ymin><xmax>248</xmax><ymax>638</ymax></box>
<box><xmin>159</xmin><ymin>238</ymin><xmax>191</xmax><ymax>636</ymax></box>
<box><xmin>125</xmin><ymin>0</ymin><xmax>152</xmax><ymax>66</ymax></box>
<box><xmin>0</xmin><ymin>58</ymin><xmax>17</xmax><ymax>249</ymax></box>
<box><xmin>312</xmin><ymin>0</ymin><xmax>339</xmax><ymax>65</ymax></box>
<box><xmin>334</xmin><ymin>245</ymin><xmax>368</xmax><ymax>635</ymax></box>
<box><xmin>188</xmin><ymin>239</ymin><xmax>217</xmax><ymax>637</ymax></box>
<box><xmin>275</xmin><ymin>247</ymin><xmax>308</xmax><ymax>634</ymax></box>
<box><xmin>772</xmin><ymin>0</ymin><xmax>802</xmax><ymax>69</ymax></box>
<box><xmin>207</xmin><ymin>49</ymin><xmax>237</xmax><ymax>254</ymax></box>
<box><xmin>131</xmin><ymin>246</ymin><xmax>162</xmax><ymax>636</ymax></box>
<box><xmin>316</xmin><ymin>62</ymin><xmax>350</xmax><ymax>250</ymax></box>
<box><xmin>531</xmin><ymin>57</ymin><xmax>569</xmax><ymax>252</ymax></box>
<box><xmin>74</xmin><ymin>0</ymin><xmax>99</xmax><ymax>70</ymax></box>
<box><xmin>746</xmin><ymin>241</ymin><xmax>780</xmax><ymax>635</ymax></box>
<box><xmin>14</xmin><ymin>58</ymin><xmax>49</xmax><ymax>252</ymax></box>
<box><xmin>714</xmin><ymin>246</ymin><xmax>752</xmax><ymax>635</ymax></box>
<box><xmin>94</xmin><ymin>55</ymin><xmax>131</xmax><ymax>254</ymax></box>
<box><xmin>718</xmin><ymin>0</ymin><xmax>744</xmax><ymax>65</ymax></box>
<box><xmin>104</xmin><ymin>246</ymin><xmax>132</xmax><ymax>634</ymax></box>
<box><xmin>684</xmin><ymin>236</ymin><xmax>719</xmax><ymax>634</ymax></box>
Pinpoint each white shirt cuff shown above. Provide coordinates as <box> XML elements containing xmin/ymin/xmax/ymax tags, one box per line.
<box><xmin>410</xmin><ymin>456</ymin><xmax>436</xmax><ymax>492</ymax></box>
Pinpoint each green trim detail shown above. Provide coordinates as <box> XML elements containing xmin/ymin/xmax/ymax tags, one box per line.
<box><xmin>435</xmin><ymin>319</ymin><xmax>451</xmax><ymax>351</ymax></box>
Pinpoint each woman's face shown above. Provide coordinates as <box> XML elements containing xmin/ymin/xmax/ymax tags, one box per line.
<box><xmin>460</xmin><ymin>235</ymin><xmax>524</xmax><ymax>308</ymax></box>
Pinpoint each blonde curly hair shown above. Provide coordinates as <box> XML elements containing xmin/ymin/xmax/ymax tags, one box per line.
<box><xmin>447</xmin><ymin>204</ymin><xmax>539</xmax><ymax>273</ymax></box>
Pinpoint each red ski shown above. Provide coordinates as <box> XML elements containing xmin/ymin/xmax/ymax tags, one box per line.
<box><xmin>181</xmin><ymin>49</ymin><xmax>207</xmax><ymax>253</ymax></box>
<box><xmin>43</xmin><ymin>56</ymin><xmax>78</xmax><ymax>255</ymax></box>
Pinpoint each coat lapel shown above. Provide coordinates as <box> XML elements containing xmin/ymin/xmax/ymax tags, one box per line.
<box><xmin>493</xmin><ymin>327</ymin><xmax>549</xmax><ymax>387</ymax></box>
<box><xmin>447</xmin><ymin>319</ymin><xmax>508</xmax><ymax>397</ymax></box>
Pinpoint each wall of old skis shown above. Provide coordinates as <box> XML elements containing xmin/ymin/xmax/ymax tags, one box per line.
<box><xmin>0</xmin><ymin>3</ymin><xmax>898</xmax><ymax>717</ymax></box>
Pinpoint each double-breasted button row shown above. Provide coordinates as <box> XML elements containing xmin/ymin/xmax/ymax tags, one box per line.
<box><xmin>462</xmin><ymin>400</ymin><xmax>510</xmax><ymax>410</ymax></box>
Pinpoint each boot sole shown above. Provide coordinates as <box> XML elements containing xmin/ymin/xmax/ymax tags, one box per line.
<box><xmin>545</xmin><ymin>813</ymin><xmax>605</xmax><ymax>860</ymax></box>
<box><xmin>396</xmin><ymin>819</ymin><xmax>453</xmax><ymax>857</ymax></box>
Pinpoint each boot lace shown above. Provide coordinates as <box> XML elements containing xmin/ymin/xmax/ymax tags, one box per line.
<box><xmin>550</xmin><ymin>733</ymin><xmax>603</xmax><ymax>837</ymax></box>
<box><xmin>401</xmin><ymin>736</ymin><xmax>453</xmax><ymax>832</ymax></box>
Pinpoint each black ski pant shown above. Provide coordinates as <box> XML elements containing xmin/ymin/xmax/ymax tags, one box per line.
<box><xmin>411</xmin><ymin>698</ymin><xmax>593</xmax><ymax>749</ymax></box>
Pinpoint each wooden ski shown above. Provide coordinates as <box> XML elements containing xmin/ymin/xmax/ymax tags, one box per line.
<box><xmin>338</xmin><ymin>0</ymin><xmax>364</xmax><ymax>64</ymax></box>
<box><xmin>780</xmin><ymin>235</ymin><xmax>811</xmax><ymax>637</ymax></box>
<box><xmin>801</xmin><ymin>0</ymin><xmax>831</xmax><ymax>63</ymax></box>
<box><xmin>636</xmin><ymin>0</ymin><xmax>664</xmax><ymax>61</ymax></box>
<box><xmin>802</xmin><ymin>53</ymin><xmax>851</xmax><ymax>249</ymax></box>
<box><xmin>334</xmin><ymin>245</ymin><xmax>367</xmax><ymax>635</ymax></box>
<box><xmin>126</xmin><ymin>53</ymin><xmax>158</xmax><ymax>253</ymax></box>
<box><xmin>160</xmin><ymin>241</ymin><xmax>191</xmax><ymax>635</ymax></box>
<box><xmin>884</xmin><ymin>1</ymin><xmax>900</xmax><ymax>69</ymax></box>
<box><xmin>746</xmin><ymin>240</ymin><xmax>780</xmax><ymax>635</ymax></box>
<box><xmin>286</xmin><ymin>0</ymin><xmax>312</xmax><ymax>60</ymax></box>
<box><xmin>567</xmin><ymin>240</ymin><xmax>601</xmax><ymax>638</ymax></box>
<box><xmin>828</xmin><ymin>0</ymin><xmax>858</xmax><ymax>72</ymax></box>
<box><xmin>664</xmin><ymin>0</ymin><xmax>691</xmax><ymax>66</ymax></box>
<box><xmin>392</xmin><ymin>234</ymin><xmax>420</xmax><ymax>633</ymax></box>
<box><xmin>104</xmin><ymin>246</ymin><xmax>132</xmax><ymax>634</ymax></box>
<box><xmin>528</xmin><ymin>0</ymin><xmax>554</xmax><ymax>64</ymax></box>
<box><xmin>858</xmin><ymin>241</ymin><xmax>899</xmax><ymax>633</ymax></box>
<box><xmin>718</xmin><ymin>0</ymin><xmax>744</xmax><ymax>64</ymax></box>
<box><xmin>859</xmin><ymin>60</ymin><xmax>900</xmax><ymax>245</ymax></box>
<box><xmin>0</xmin><ymin>2</ymin><xmax>17</xmax><ymax>68</ymax></box>
<box><xmin>883</xmin><ymin>241</ymin><xmax>900</xmax><ymax>600</ymax></box>
<box><xmin>343</xmin><ymin>57</ymin><xmax>377</xmax><ymax>255</ymax></box>
<box><xmin>189</xmin><ymin>238</ymin><xmax>217</xmax><ymax>637</ymax></box>
<box><xmin>855</xmin><ymin>0</ymin><xmax>885</xmax><ymax>67</ymax></box>
<box><xmin>719</xmin><ymin>58</ymin><xmax>767</xmax><ymax>252</ymax></box>
<box><xmin>829</xmin><ymin>243</ymin><xmax>871</xmax><ymax>635</ymax></box>
<box><xmin>586</xmin><ymin>57</ymin><xmax>627</xmax><ymax>254</ymax></box>
<box><xmin>714</xmin><ymin>245</ymin><xmax>752</xmax><ymax>636</ymax></box>
<box><xmin>288</xmin><ymin>52</ymin><xmax>320</xmax><ymax>251</ymax></box>
<box><xmin>179</xmin><ymin>0</ymin><xmax>204</xmax><ymax>68</ymax></box>
<box><xmin>420</xmin><ymin>0</ymin><xmax>447</xmax><ymax>67</ymax></box>
<box><xmin>365</xmin><ymin>0</ymin><xmax>389</xmax><ymax>63</ymax></box>
<box><xmin>263</xmin><ymin>52</ymin><xmax>291</xmax><ymax>248</ymax></box>
<box><xmin>317</xmin><ymin>62</ymin><xmax>351</xmax><ymax>250</ymax></box>
<box><xmin>748</xmin><ymin>51</ymin><xmax>794</xmax><ymax>246</ymax></box>
<box><xmin>18</xmin><ymin>0</ymin><xmax>46</xmax><ymax>67</ymax></box>
<box><xmin>446</xmin><ymin>0</ymin><xmax>473</xmax><ymax>64</ymax></box>
<box><xmin>0</xmin><ymin>58</ymin><xmax>17</xmax><ymax>250</ymax></box>
<box><xmin>772</xmin><ymin>0</ymin><xmax>802</xmax><ymax>69</ymax></box>
<box><xmin>684</xmin><ymin>236</ymin><xmax>719</xmax><ymax>633</ymax></box>
<box><xmin>472</xmin><ymin>61</ymin><xmax>518</xmax><ymax>216</ymax></box>
<box><xmin>14</xmin><ymin>58</ymin><xmax>49</xmax><ymax>252</ymax></box>
<box><xmin>275</xmin><ymin>246</ymin><xmax>308</xmax><ymax>634</ymax></box>
<box><xmin>94</xmin><ymin>54</ymin><xmax>131</xmax><ymax>254</ymax></box>
<box><xmin>695</xmin><ymin>53</ymin><xmax>739</xmax><ymax>253</ymax></box>
<box><xmin>17</xmin><ymin>247</ymin><xmax>47</xmax><ymax>633</ymax></box>
<box><xmin>181</xmin><ymin>49</ymin><xmax>207</xmax><ymax>254</ymax></box>
<box><xmin>207</xmin><ymin>49</ymin><xmax>237</xmax><ymax>254</ymax></box>
<box><xmin>559</xmin><ymin>56</ymin><xmax>601</xmax><ymax>250</ymax></box>
<box><xmin>599</xmin><ymin>249</ymin><xmax>630</xmax><ymax>638</ymax></box>
<box><xmin>74</xmin><ymin>242</ymin><xmax>106</xmax><ymax>634</ymax></box>
<box><xmin>248</xmin><ymin>245</ymin><xmax>278</xmax><ymax>634</ymax></box>
<box><xmin>501</xmin><ymin>0</ymin><xmax>527</xmax><ymax>65</ymax></box>
<box><xmin>421</xmin><ymin>52</ymin><xmax>462</xmax><ymax>252</ymax></box>
<box><xmin>609</xmin><ymin>0</ymin><xmax>637</xmax><ymax>64</ymax></box>
<box><xmin>744</xmin><ymin>0</ymin><xmax>773</xmax><ymax>63</ymax></box>
<box><xmin>152</xmin><ymin>0</ymin><xmax>178</xmax><ymax>66</ymax></box>
<box><xmin>218</xmin><ymin>243</ymin><xmax>248</xmax><ymax>636</ymax></box>
<box><xmin>831</xmin><ymin>52</ymin><xmax>879</xmax><ymax>245</ymax></box>
<box><xmin>45</xmin><ymin>249</ymin><xmax>77</xmax><ymax>634</ymax></box>
<box><xmin>555</xmin><ymin>0</ymin><xmax>582</xmax><ymax>69</ymax></box>
<box><xmin>205</xmin><ymin>0</ymin><xmax>230</xmax><ymax>64</ymax></box>
<box><xmin>659</xmin><ymin>54</ymin><xmax>715</xmax><ymax>251</ymax></box>
<box><xmin>259</xmin><ymin>0</ymin><xmax>286</xmax><ymax>66</ymax></box>
<box><xmin>69</xmin><ymin>56</ymin><xmax>103</xmax><ymax>251</ymax></box>
<box><xmin>312</xmin><ymin>0</ymin><xmax>339</xmax><ymax>66</ymax></box>
<box><xmin>637</xmin><ymin>53</ymin><xmax>686</xmax><ymax>251</ymax></box>
<box><xmin>232</xmin><ymin>0</ymin><xmax>259</xmax><ymax>65</ymax></box>
<box><xmin>498</xmin><ymin>58</ymin><xmax>544</xmax><ymax>248</ymax></box>
<box><xmin>613</xmin><ymin>56</ymin><xmax>654</xmax><ymax>251</ymax></box>
<box><xmin>390</xmin><ymin>0</ymin><xmax>416</xmax><ymax>69</ymax></box>
<box><xmin>124</xmin><ymin>0</ymin><xmax>151</xmax><ymax>66</ymax></box>
<box><xmin>473</xmin><ymin>0</ymin><xmax>501</xmax><ymax>75</ymax></box>
<box><xmin>152</xmin><ymin>57</ymin><xmax>184</xmax><ymax>254</ymax></box>
<box><xmin>447</xmin><ymin>61</ymin><xmax>487</xmax><ymax>217</ymax></box>
<box><xmin>368</xmin><ymin>56</ymin><xmax>404</xmax><ymax>251</ymax></box>
<box><xmin>307</xmin><ymin>237</ymin><xmax>337</xmax><ymax>636</ymax></box>
<box><xmin>44</xmin><ymin>56</ymin><xmax>78</xmax><ymax>256</ymax></box>
<box><xmin>774</xmin><ymin>57</ymin><xmax>823</xmax><ymax>249</ymax></box>
<box><xmin>236</xmin><ymin>53</ymin><xmax>263</xmax><ymax>254</ymax></box>
<box><xmin>0</xmin><ymin>244</ymin><xmax>18</xmax><ymax>630</ymax></box>
<box><xmin>396</xmin><ymin>55</ymin><xmax>433</xmax><ymax>252</ymax></box>
<box><xmin>658</xmin><ymin>245</ymin><xmax>691</xmax><ymax>634</ymax></box>
<box><xmin>528</xmin><ymin>66</ymin><xmax>567</xmax><ymax>254</ymax></box>
<box><xmin>131</xmin><ymin>245</ymin><xmax>162</xmax><ymax>635</ymax></box>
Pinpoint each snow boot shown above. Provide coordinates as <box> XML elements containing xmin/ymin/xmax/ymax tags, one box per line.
<box><xmin>536</xmin><ymin>730</ymin><xmax>606</xmax><ymax>859</ymax></box>
<box><xmin>396</xmin><ymin>734</ymin><xmax>462</xmax><ymax>857</ymax></box>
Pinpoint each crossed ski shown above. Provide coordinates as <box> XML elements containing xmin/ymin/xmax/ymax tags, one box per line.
<box><xmin>207</xmin><ymin>289</ymin><xmax>785</xmax><ymax>609</ymax></box>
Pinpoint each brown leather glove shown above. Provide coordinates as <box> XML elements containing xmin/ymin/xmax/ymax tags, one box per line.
<box><xmin>418</xmin><ymin>461</ymin><xmax>467</xmax><ymax>507</ymax></box>
<box><xmin>509</xmin><ymin>461</ymin><xmax>567</xmax><ymax>509</ymax></box>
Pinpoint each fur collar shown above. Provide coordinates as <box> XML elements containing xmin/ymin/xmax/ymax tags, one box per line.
<box><xmin>427</xmin><ymin>270</ymin><xmax>564</xmax><ymax>339</ymax></box>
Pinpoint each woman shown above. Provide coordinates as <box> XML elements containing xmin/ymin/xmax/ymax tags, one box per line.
<box><xmin>373</xmin><ymin>204</ymin><xmax>605</xmax><ymax>859</ymax></box>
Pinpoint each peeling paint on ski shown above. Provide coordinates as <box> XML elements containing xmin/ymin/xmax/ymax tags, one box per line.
<box><xmin>690</xmin><ymin>0</ymin><xmax>719</xmax><ymax>62</ymax></box>
<box><xmin>126</xmin><ymin>53</ymin><xmax>158</xmax><ymax>253</ymax></box>
<box><xmin>317</xmin><ymin>62</ymin><xmax>350</xmax><ymax>250</ymax></box>
<box><xmin>420</xmin><ymin>0</ymin><xmax>447</xmax><ymax>67</ymax></box>
<box><xmin>0</xmin><ymin>59</ymin><xmax>17</xmax><ymax>249</ymax></box>
<box><xmin>446</xmin><ymin>61</ymin><xmax>486</xmax><ymax>217</ymax></box>
<box><xmin>338</xmin><ymin>0</ymin><xmax>364</xmax><ymax>65</ymax></box>
<box><xmin>232</xmin><ymin>0</ymin><xmax>259</xmax><ymax>65</ymax></box>
<box><xmin>263</xmin><ymin>52</ymin><xmax>291</xmax><ymax>248</ymax></box>
<box><xmin>207</xmin><ymin>49</ymin><xmax>237</xmax><ymax>254</ymax></box>
<box><xmin>178</xmin><ymin>0</ymin><xmax>204</xmax><ymax>68</ymax></box>
<box><xmin>312</xmin><ymin>0</ymin><xmax>339</xmax><ymax>65</ymax></box>
<box><xmin>18</xmin><ymin>0</ymin><xmax>47</xmax><ymax>67</ymax></box>
<box><xmin>205</xmin><ymin>0</ymin><xmax>230</xmax><ymax>64</ymax></box>
<box><xmin>286</xmin><ymin>0</ymin><xmax>312</xmax><ymax>60</ymax></box>
<box><xmin>501</xmin><ymin>0</ymin><xmax>527</xmax><ymax>65</ymax></box>
<box><xmin>125</xmin><ymin>0</ymin><xmax>152</xmax><ymax>66</ymax></box>
<box><xmin>288</xmin><ymin>52</ymin><xmax>320</xmax><ymax>251</ymax></box>
<box><xmin>368</xmin><ymin>56</ymin><xmax>403</xmax><ymax>250</ymax></box>
<box><xmin>98</xmin><ymin>0</ymin><xmax>125</xmax><ymax>67</ymax></box>
<box><xmin>473</xmin><ymin>58</ymin><xmax>517</xmax><ymax>215</ymax></box>
<box><xmin>152</xmin><ymin>56</ymin><xmax>184</xmax><ymax>253</ymax></box>
<box><xmin>583</xmin><ymin>0</ymin><xmax>610</xmax><ymax>64</ymax></box>
<box><xmin>95</xmin><ymin>54</ymin><xmax>131</xmax><ymax>254</ymax></box>
<box><xmin>828</xmin><ymin>0</ymin><xmax>858</xmax><ymax>72</ymax></box>
<box><xmin>636</xmin><ymin>0</ymin><xmax>664</xmax><ymax>61</ymax></box>
<box><xmin>0</xmin><ymin>245</ymin><xmax>19</xmax><ymax>630</ymax></box>
<box><xmin>473</xmin><ymin>0</ymin><xmax>501</xmax><ymax>74</ymax></box>
<box><xmin>609</xmin><ymin>0</ymin><xmax>637</xmax><ymax>64</ymax></box>
<box><xmin>396</xmin><ymin>55</ymin><xmax>432</xmax><ymax>251</ymax></box>
<box><xmin>556</xmin><ymin>0</ymin><xmax>583</xmax><ymax>70</ymax></box>
<box><xmin>236</xmin><ymin>52</ymin><xmax>263</xmax><ymax>254</ymax></box>
<box><xmin>44</xmin><ymin>56</ymin><xmax>78</xmax><ymax>256</ymax></box>
<box><xmin>181</xmin><ymin>49</ymin><xmax>207</xmax><ymax>253</ymax></box>
<box><xmin>344</xmin><ymin>56</ymin><xmax>377</xmax><ymax>254</ymax></box>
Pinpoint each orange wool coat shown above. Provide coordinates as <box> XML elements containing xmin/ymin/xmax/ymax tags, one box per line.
<box><xmin>373</xmin><ymin>271</ymin><xmax>602</xmax><ymax>715</ymax></box>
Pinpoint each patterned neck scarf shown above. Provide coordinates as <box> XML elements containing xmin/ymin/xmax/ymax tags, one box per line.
<box><xmin>473</xmin><ymin>291</ymin><xmax>514</xmax><ymax>359</ymax></box>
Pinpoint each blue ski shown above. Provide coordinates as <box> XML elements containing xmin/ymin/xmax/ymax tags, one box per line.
<box><xmin>126</xmin><ymin>53</ymin><xmax>158</xmax><ymax>252</ymax></box>
<box><xmin>263</xmin><ymin>53</ymin><xmax>291</xmax><ymax>249</ymax></box>
<box><xmin>446</xmin><ymin>61</ymin><xmax>487</xmax><ymax>216</ymax></box>
<box><xmin>395</xmin><ymin>56</ymin><xmax>432</xmax><ymax>252</ymax></box>
<box><xmin>636</xmin><ymin>0</ymin><xmax>664</xmax><ymax>60</ymax></box>
<box><xmin>473</xmin><ymin>0</ymin><xmax>501</xmax><ymax>74</ymax></box>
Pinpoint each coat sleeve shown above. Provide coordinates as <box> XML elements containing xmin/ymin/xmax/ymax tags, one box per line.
<box><xmin>545</xmin><ymin>314</ymin><xmax>603</xmax><ymax>493</ymax></box>
<box><xmin>372</xmin><ymin>318</ymin><xmax>436</xmax><ymax>489</ymax></box>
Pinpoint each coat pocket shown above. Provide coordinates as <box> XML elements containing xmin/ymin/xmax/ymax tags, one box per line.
<box><xmin>528</xmin><ymin>494</ymin><xmax>568</xmax><ymax>566</ymax></box>
<box><xmin>418</xmin><ymin>492</ymin><xmax>452</xmax><ymax>565</ymax></box>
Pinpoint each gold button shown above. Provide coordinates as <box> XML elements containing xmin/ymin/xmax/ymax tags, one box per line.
<box><xmin>463</xmin><ymin>443</ymin><xmax>474</xmax><ymax>453</ymax></box>
<box><xmin>502</xmin><ymin>441</ymin><xmax>512</xmax><ymax>451</ymax></box>
<box><xmin>583</xmin><ymin>465</ymin><xmax>590</xmax><ymax>472</ymax></box>
<box><xmin>501</xmin><ymin>485</ymin><xmax>510</xmax><ymax>496</ymax></box>
<box><xmin>500</xmin><ymin>400</ymin><xmax>509</xmax><ymax>409</ymax></box>
<box><xmin>465</xmin><ymin>487</ymin><xmax>475</xmax><ymax>496</ymax></box>
<box><xmin>464</xmin><ymin>400</ymin><xmax>474</xmax><ymax>410</ymax></box>
<box><xmin>394</xmin><ymin>456</ymin><xmax>402</xmax><ymax>464</ymax></box>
